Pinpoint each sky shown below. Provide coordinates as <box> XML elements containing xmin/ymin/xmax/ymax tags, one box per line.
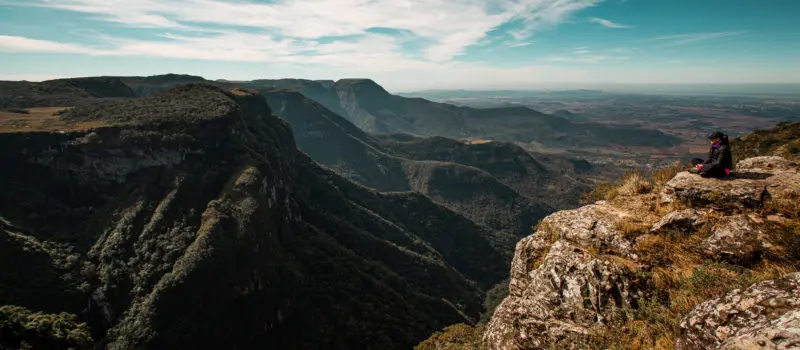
<box><xmin>1</xmin><ymin>0</ymin><xmax>799</xmax><ymax>91</ymax></box>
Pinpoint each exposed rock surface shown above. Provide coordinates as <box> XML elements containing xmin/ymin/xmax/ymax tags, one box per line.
<box><xmin>485</xmin><ymin>156</ymin><xmax>800</xmax><ymax>350</ymax></box>
<box><xmin>702</xmin><ymin>215</ymin><xmax>766</xmax><ymax>263</ymax></box>
<box><xmin>661</xmin><ymin>164</ymin><xmax>799</xmax><ymax>208</ymax></box>
<box><xmin>719</xmin><ymin>309</ymin><xmax>800</xmax><ymax>349</ymax></box>
<box><xmin>484</xmin><ymin>202</ymin><xmax>645</xmax><ymax>349</ymax></box>
<box><xmin>677</xmin><ymin>273</ymin><xmax>800</xmax><ymax>350</ymax></box>
<box><xmin>537</xmin><ymin>202</ymin><xmax>639</xmax><ymax>257</ymax></box>
<box><xmin>737</xmin><ymin>156</ymin><xmax>798</xmax><ymax>172</ymax></box>
<box><xmin>650</xmin><ymin>208</ymin><xmax>707</xmax><ymax>233</ymax></box>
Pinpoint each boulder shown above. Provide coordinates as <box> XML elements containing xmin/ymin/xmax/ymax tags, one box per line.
<box><xmin>485</xmin><ymin>240</ymin><xmax>643</xmax><ymax>350</ymax></box>
<box><xmin>661</xmin><ymin>162</ymin><xmax>800</xmax><ymax>208</ymax></box>
<box><xmin>677</xmin><ymin>272</ymin><xmax>800</xmax><ymax>350</ymax></box>
<box><xmin>485</xmin><ymin>203</ymin><xmax>645</xmax><ymax>349</ymax></box>
<box><xmin>702</xmin><ymin>215</ymin><xmax>765</xmax><ymax>263</ymax></box>
<box><xmin>719</xmin><ymin>309</ymin><xmax>800</xmax><ymax>349</ymax></box>
<box><xmin>538</xmin><ymin>202</ymin><xmax>641</xmax><ymax>257</ymax></box>
<box><xmin>737</xmin><ymin>156</ymin><xmax>798</xmax><ymax>172</ymax></box>
<box><xmin>650</xmin><ymin>208</ymin><xmax>707</xmax><ymax>233</ymax></box>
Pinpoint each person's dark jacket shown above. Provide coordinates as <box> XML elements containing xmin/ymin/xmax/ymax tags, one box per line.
<box><xmin>701</xmin><ymin>139</ymin><xmax>733</xmax><ymax>177</ymax></box>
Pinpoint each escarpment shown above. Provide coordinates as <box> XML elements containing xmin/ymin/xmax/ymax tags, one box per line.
<box><xmin>481</xmin><ymin>155</ymin><xmax>800</xmax><ymax>349</ymax></box>
<box><xmin>0</xmin><ymin>84</ymin><xmax>512</xmax><ymax>349</ymax></box>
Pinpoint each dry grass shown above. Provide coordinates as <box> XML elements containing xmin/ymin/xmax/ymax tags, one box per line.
<box><xmin>590</xmin><ymin>213</ymin><xmax>799</xmax><ymax>350</ymax></box>
<box><xmin>617</xmin><ymin>220</ymin><xmax>654</xmax><ymax>241</ymax></box>
<box><xmin>651</xmin><ymin>161</ymin><xmax>685</xmax><ymax>188</ymax></box>
<box><xmin>580</xmin><ymin>182</ymin><xmax>616</xmax><ymax>204</ymax></box>
<box><xmin>0</xmin><ymin>107</ymin><xmax>110</xmax><ymax>133</ymax></box>
<box><xmin>591</xmin><ymin>257</ymin><xmax>796</xmax><ymax>350</ymax></box>
<box><xmin>618</xmin><ymin>172</ymin><xmax>654</xmax><ymax>196</ymax></box>
<box><xmin>414</xmin><ymin>323</ymin><xmax>487</xmax><ymax>350</ymax></box>
<box><xmin>763</xmin><ymin>193</ymin><xmax>800</xmax><ymax>220</ymax></box>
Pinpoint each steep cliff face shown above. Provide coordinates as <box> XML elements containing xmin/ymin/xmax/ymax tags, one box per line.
<box><xmin>480</xmin><ymin>155</ymin><xmax>800</xmax><ymax>349</ymax></box>
<box><xmin>0</xmin><ymin>85</ymin><xmax>512</xmax><ymax>349</ymax></box>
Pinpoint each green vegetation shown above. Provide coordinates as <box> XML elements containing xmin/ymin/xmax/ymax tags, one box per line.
<box><xmin>732</xmin><ymin>121</ymin><xmax>800</xmax><ymax>161</ymax></box>
<box><xmin>0</xmin><ymin>305</ymin><xmax>92</xmax><ymax>350</ymax></box>
<box><xmin>0</xmin><ymin>84</ymin><xmax>519</xmax><ymax>349</ymax></box>
<box><xmin>0</xmin><ymin>77</ymin><xmax>136</xmax><ymax>109</ymax></box>
<box><xmin>414</xmin><ymin>323</ymin><xmax>487</xmax><ymax>350</ymax></box>
<box><xmin>60</xmin><ymin>83</ymin><xmax>239</xmax><ymax>125</ymax></box>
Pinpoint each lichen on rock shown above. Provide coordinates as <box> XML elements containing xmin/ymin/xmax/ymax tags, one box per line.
<box><xmin>677</xmin><ymin>273</ymin><xmax>800</xmax><ymax>350</ymax></box>
<box><xmin>484</xmin><ymin>202</ymin><xmax>645</xmax><ymax>349</ymax></box>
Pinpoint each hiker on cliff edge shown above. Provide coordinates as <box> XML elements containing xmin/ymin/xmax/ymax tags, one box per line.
<box><xmin>689</xmin><ymin>131</ymin><xmax>733</xmax><ymax>178</ymax></box>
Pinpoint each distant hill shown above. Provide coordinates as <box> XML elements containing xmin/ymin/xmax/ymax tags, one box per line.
<box><xmin>260</xmin><ymin>88</ymin><xmax>564</xmax><ymax>238</ymax></box>
<box><xmin>218</xmin><ymin>78</ymin><xmax>681</xmax><ymax>148</ymax></box>
<box><xmin>0</xmin><ymin>77</ymin><xmax>136</xmax><ymax>108</ymax></box>
<box><xmin>0</xmin><ymin>74</ymin><xmax>682</xmax><ymax>149</ymax></box>
<box><xmin>552</xmin><ymin>109</ymin><xmax>589</xmax><ymax>121</ymax></box>
<box><xmin>119</xmin><ymin>74</ymin><xmax>206</xmax><ymax>96</ymax></box>
<box><xmin>732</xmin><ymin>121</ymin><xmax>800</xmax><ymax>161</ymax></box>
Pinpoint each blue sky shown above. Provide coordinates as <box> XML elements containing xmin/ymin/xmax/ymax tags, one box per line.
<box><xmin>0</xmin><ymin>0</ymin><xmax>799</xmax><ymax>91</ymax></box>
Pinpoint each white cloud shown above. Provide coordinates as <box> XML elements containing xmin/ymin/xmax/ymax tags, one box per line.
<box><xmin>645</xmin><ymin>31</ymin><xmax>747</xmax><ymax>46</ymax></box>
<box><xmin>12</xmin><ymin>0</ymin><xmax>604</xmax><ymax>61</ymax></box>
<box><xmin>0</xmin><ymin>35</ymin><xmax>102</xmax><ymax>54</ymax></box>
<box><xmin>508</xmin><ymin>41</ymin><xmax>535</xmax><ymax>48</ymax></box>
<box><xmin>589</xmin><ymin>17</ymin><xmax>632</xmax><ymax>29</ymax></box>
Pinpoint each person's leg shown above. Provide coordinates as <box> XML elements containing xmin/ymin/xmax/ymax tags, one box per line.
<box><xmin>691</xmin><ymin>158</ymin><xmax>704</xmax><ymax>166</ymax></box>
<box><xmin>700</xmin><ymin>168</ymin><xmax>726</xmax><ymax>178</ymax></box>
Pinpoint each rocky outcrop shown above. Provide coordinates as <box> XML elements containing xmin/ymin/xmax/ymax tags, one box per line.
<box><xmin>701</xmin><ymin>215</ymin><xmax>766</xmax><ymax>264</ymax></box>
<box><xmin>484</xmin><ymin>202</ymin><xmax>646</xmax><ymax>349</ymax></box>
<box><xmin>677</xmin><ymin>273</ymin><xmax>800</xmax><ymax>350</ymax></box>
<box><xmin>650</xmin><ymin>208</ymin><xmax>707</xmax><ymax>233</ymax></box>
<box><xmin>661</xmin><ymin>161</ymin><xmax>800</xmax><ymax>208</ymax></box>
<box><xmin>485</xmin><ymin>155</ymin><xmax>800</xmax><ymax>350</ymax></box>
<box><xmin>718</xmin><ymin>309</ymin><xmax>800</xmax><ymax>349</ymax></box>
<box><xmin>737</xmin><ymin>156</ymin><xmax>798</xmax><ymax>172</ymax></box>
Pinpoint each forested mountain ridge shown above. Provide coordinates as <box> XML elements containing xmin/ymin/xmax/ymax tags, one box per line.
<box><xmin>0</xmin><ymin>85</ymin><xmax>515</xmax><ymax>349</ymax></box>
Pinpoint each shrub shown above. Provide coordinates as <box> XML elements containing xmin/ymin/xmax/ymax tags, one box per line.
<box><xmin>414</xmin><ymin>323</ymin><xmax>487</xmax><ymax>350</ymax></box>
<box><xmin>480</xmin><ymin>280</ymin><xmax>509</xmax><ymax>323</ymax></box>
<box><xmin>618</xmin><ymin>172</ymin><xmax>653</xmax><ymax>196</ymax></box>
<box><xmin>580</xmin><ymin>182</ymin><xmax>615</xmax><ymax>204</ymax></box>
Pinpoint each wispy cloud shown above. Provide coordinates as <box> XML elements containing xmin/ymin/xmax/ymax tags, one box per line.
<box><xmin>0</xmin><ymin>35</ymin><xmax>100</xmax><ymax>54</ymax></box>
<box><xmin>508</xmin><ymin>41</ymin><xmax>535</xmax><ymax>48</ymax></box>
<box><xmin>6</xmin><ymin>0</ymin><xmax>603</xmax><ymax>62</ymax></box>
<box><xmin>547</xmin><ymin>55</ymin><xmax>630</xmax><ymax>63</ymax></box>
<box><xmin>645</xmin><ymin>31</ymin><xmax>747</xmax><ymax>46</ymax></box>
<box><xmin>589</xmin><ymin>17</ymin><xmax>632</xmax><ymax>29</ymax></box>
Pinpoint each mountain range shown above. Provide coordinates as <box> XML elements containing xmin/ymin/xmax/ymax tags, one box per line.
<box><xmin>1</xmin><ymin>75</ymin><xmax>680</xmax><ymax>148</ymax></box>
<box><xmin>0</xmin><ymin>84</ymin><xmax>516</xmax><ymax>349</ymax></box>
<box><xmin>0</xmin><ymin>74</ymin><xmax>683</xmax><ymax>348</ymax></box>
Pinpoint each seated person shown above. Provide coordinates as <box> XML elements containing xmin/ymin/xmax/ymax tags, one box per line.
<box><xmin>689</xmin><ymin>131</ymin><xmax>733</xmax><ymax>178</ymax></box>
